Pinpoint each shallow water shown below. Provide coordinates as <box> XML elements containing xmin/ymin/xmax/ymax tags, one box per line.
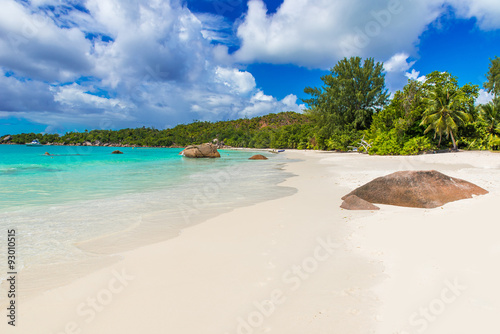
<box><xmin>0</xmin><ymin>145</ymin><xmax>296</xmax><ymax>295</ymax></box>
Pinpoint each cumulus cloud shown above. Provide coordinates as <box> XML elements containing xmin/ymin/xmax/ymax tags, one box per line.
<box><xmin>384</xmin><ymin>52</ymin><xmax>420</xmax><ymax>92</ymax></box>
<box><xmin>53</xmin><ymin>84</ymin><xmax>130</xmax><ymax>111</ymax></box>
<box><xmin>0</xmin><ymin>0</ymin><xmax>93</xmax><ymax>81</ymax></box>
<box><xmin>0</xmin><ymin>0</ymin><xmax>303</xmax><ymax>132</ymax></box>
<box><xmin>240</xmin><ymin>91</ymin><xmax>305</xmax><ymax>118</ymax></box>
<box><xmin>448</xmin><ymin>0</ymin><xmax>500</xmax><ymax>29</ymax></box>
<box><xmin>477</xmin><ymin>89</ymin><xmax>494</xmax><ymax>105</ymax></box>
<box><xmin>233</xmin><ymin>0</ymin><xmax>443</xmax><ymax>68</ymax></box>
<box><xmin>0</xmin><ymin>73</ymin><xmax>57</xmax><ymax>111</ymax></box>
<box><xmin>384</xmin><ymin>52</ymin><xmax>415</xmax><ymax>73</ymax></box>
<box><xmin>405</xmin><ymin>69</ymin><xmax>427</xmax><ymax>83</ymax></box>
<box><xmin>1</xmin><ymin>0</ymin><xmax>499</xmax><ymax>132</ymax></box>
<box><xmin>215</xmin><ymin>67</ymin><xmax>256</xmax><ymax>95</ymax></box>
<box><xmin>233</xmin><ymin>0</ymin><xmax>500</xmax><ymax>68</ymax></box>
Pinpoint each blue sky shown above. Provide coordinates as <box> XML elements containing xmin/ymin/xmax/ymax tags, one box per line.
<box><xmin>1</xmin><ymin>0</ymin><xmax>499</xmax><ymax>135</ymax></box>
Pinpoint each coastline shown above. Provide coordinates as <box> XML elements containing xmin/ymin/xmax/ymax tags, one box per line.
<box><xmin>0</xmin><ymin>147</ymin><xmax>296</xmax><ymax>304</ymax></box>
<box><xmin>2</xmin><ymin>150</ymin><xmax>500</xmax><ymax>333</ymax></box>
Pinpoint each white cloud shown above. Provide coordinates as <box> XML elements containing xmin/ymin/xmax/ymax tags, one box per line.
<box><xmin>384</xmin><ymin>52</ymin><xmax>415</xmax><ymax>73</ymax></box>
<box><xmin>53</xmin><ymin>84</ymin><xmax>129</xmax><ymax>110</ymax></box>
<box><xmin>405</xmin><ymin>69</ymin><xmax>427</xmax><ymax>83</ymax></box>
<box><xmin>215</xmin><ymin>67</ymin><xmax>256</xmax><ymax>95</ymax></box>
<box><xmin>233</xmin><ymin>0</ymin><xmax>443</xmax><ymax>68</ymax></box>
<box><xmin>240</xmin><ymin>91</ymin><xmax>305</xmax><ymax>118</ymax></box>
<box><xmin>0</xmin><ymin>72</ymin><xmax>57</xmax><ymax>111</ymax></box>
<box><xmin>0</xmin><ymin>0</ymin><xmax>93</xmax><ymax>81</ymax></box>
<box><xmin>2</xmin><ymin>0</ymin><xmax>499</xmax><ymax>132</ymax></box>
<box><xmin>447</xmin><ymin>0</ymin><xmax>500</xmax><ymax>29</ymax></box>
<box><xmin>477</xmin><ymin>89</ymin><xmax>494</xmax><ymax>105</ymax></box>
<box><xmin>233</xmin><ymin>0</ymin><xmax>500</xmax><ymax>69</ymax></box>
<box><xmin>0</xmin><ymin>0</ymin><xmax>305</xmax><ymax>132</ymax></box>
<box><xmin>384</xmin><ymin>53</ymin><xmax>420</xmax><ymax>92</ymax></box>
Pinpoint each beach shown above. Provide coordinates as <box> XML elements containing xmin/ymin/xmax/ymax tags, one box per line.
<box><xmin>2</xmin><ymin>150</ymin><xmax>500</xmax><ymax>333</ymax></box>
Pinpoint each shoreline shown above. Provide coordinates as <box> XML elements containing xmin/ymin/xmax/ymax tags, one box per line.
<box><xmin>2</xmin><ymin>150</ymin><xmax>499</xmax><ymax>333</ymax></box>
<box><xmin>0</xmin><ymin>148</ymin><xmax>297</xmax><ymax>305</ymax></box>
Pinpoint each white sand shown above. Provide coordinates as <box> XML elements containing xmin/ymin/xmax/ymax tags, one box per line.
<box><xmin>3</xmin><ymin>151</ymin><xmax>500</xmax><ymax>333</ymax></box>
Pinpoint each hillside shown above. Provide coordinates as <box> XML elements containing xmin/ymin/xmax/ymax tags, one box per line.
<box><xmin>1</xmin><ymin>112</ymin><xmax>314</xmax><ymax>149</ymax></box>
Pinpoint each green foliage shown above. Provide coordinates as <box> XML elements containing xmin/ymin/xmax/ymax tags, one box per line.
<box><xmin>324</xmin><ymin>129</ymin><xmax>362</xmax><ymax>151</ymax></box>
<box><xmin>368</xmin><ymin>130</ymin><xmax>402</xmax><ymax>155</ymax></box>
<box><xmin>4</xmin><ymin>57</ymin><xmax>500</xmax><ymax>156</ymax></box>
<box><xmin>484</xmin><ymin>56</ymin><xmax>500</xmax><ymax>99</ymax></box>
<box><xmin>400</xmin><ymin>136</ymin><xmax>434</xmax><ymax>155</ymax></box>
<box><xmin>4</xmin><ymin>112</ymin><xmax>313</xmax><ymax>149</ymax></box>
<box><xmin>479</xmin><ymin>99</ymin><xmax>500</xmax><ymax>136</ymax></box>
<box><xmin>421</xmin><ymin>83</ymin><xmax>473</xmax><ymax>150</ymax></box>
<box><xmin>304</xmin><ymin>57</ymin><xmax>389</xmax><ymax>143</ymax></box>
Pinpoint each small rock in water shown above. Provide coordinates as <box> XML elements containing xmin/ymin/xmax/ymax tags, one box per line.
<box><xmin>111</xmin><ymin>150</ymin><xmax>124</xmax><ymax>154</ymax></box>
<box><xmin>249</xmin><ymin>154</ymin><xmax>268</xmax><ymax>160</ymax></box>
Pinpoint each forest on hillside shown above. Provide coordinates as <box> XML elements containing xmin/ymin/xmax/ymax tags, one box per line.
<box><xmin>2</xmin><ymin>112</ymin><xmax>313</xmax><ymax>149</ymax></box>
<box><xmin>2</xmin><ymin>56</ymin><xmax>500</xmax><ymax>155</ymax></box>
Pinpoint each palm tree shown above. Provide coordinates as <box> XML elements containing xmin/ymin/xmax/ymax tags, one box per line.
<box><xmin>479</xmin><ymin>99</ymin><xmax>500</xmax><ymax>147</ymax></box>
<box><xmin>421</xmin><ymin>85</ymin><xmax>471</xmax><ymax>150</ymax></box>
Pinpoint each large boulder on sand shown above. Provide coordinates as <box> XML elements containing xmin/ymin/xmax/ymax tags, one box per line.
<box><xmin>341</xmin><ymin>195</ymin><xmax>380</xmax><ymax>210</ymax></box>
<box><xmin>249</xmin><ymin>154</ymin><xmax>268</xmax><ymax>160</ymax></box>
<box><xmin>180</xmin><ymin>143</ymin><xmax>220</xmax><ymax>158</ymax></box>
<box><xmin>342</xmin><ymin>170</ymin><xmax>488</xmax><ymax>208</ymax></box>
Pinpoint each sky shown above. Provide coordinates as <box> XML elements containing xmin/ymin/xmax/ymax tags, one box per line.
<box><xmin>1</xmin><ymin>0</ymin><xmax>500</xmax><ymax>135</ymax></box>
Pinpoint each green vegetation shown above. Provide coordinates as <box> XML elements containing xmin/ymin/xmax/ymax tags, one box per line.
<box><xmin>484</xmin><ymin>56</ymin><xmax>500</xmax><ymax>99</ymax></box>
<box><xmin>2</xmin><ymin>56</ymin><xmax>500</xmax><ymax>155</ymax></box>
<box><xmin>306</xmin><ymin>57</ymin><xmax>492</xmax><ymax>155</ymax></box>
<box><xmin>3</xmin><ymin>112</ymin><xmax>314</xmax><ymax>149</ymax></box>
<box><xmin>304</xmin><ymin>57</ymin><xmax>389</xmax><ymax>150</ymax></box>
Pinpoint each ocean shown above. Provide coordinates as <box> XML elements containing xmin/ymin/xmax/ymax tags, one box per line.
<box><xmin>0</xmin><ymin>145</ymin><xmax>295</xmax><ymax>295</ymax></box>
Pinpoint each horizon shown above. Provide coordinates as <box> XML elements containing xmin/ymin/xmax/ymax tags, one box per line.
<box><xmin>1</xmin><ymin>0</ymin><xmax>500</xmax><ymax>135</ymax></box>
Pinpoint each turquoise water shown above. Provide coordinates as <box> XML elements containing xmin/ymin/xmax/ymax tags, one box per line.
<box><xmin>0</xmin><ymin>145</ymin><xmax>238</xmax><ymax>210</ymax></box>
<box><xmin>0</xmin><ymin>145</ymin><xmax>295</xmax><ymax>293</ymax></box>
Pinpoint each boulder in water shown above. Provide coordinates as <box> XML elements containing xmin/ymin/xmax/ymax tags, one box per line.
<box><xmin>180</xmin><ymin>143</ymin><xmax>221</xmax><ymax>158</ymax></box>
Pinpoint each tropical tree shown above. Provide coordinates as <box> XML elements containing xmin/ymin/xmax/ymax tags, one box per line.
<box><xmin>421</xmin><ymin>85</ymin><xmax>471</xmax><ymax>150</ymax></box>
<box><xmin>303</xmin><ymin>57</ymin><xmax>389</xmax><ymax>149</ymax></box>
<box><xmin>479</xmin><ymin>99</ymin><xmax>500</xmax><ymax>147</ymax></box>
<box><xmin>484</xmin><ymin>56</ymin><xmax>500</xmax><ymax>99</ymax></box>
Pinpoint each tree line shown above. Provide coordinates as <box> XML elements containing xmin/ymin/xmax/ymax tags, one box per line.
<box><xmin>2</xmin><ymin>56</ymin><xmax>499</xmax><ymax>154</ymax></box>
<box><xmin>3</xmin><ymin>112</ymin><xmax>314</xmax><ymax>149</ymax></box>
<box><xmin>304</xmin><ymin>55</ymin><xmax>500</xmax><ymax>154</ymax></box>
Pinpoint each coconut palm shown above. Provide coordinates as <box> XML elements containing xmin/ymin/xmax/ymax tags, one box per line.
<box><xmin>421</xmin><ymin>85</ymin><xmax>471</xmax><ymax>150</ymax></box>
<box><xmin>479</xmin><ymin>99</ymin><xmax>500</xmax><ymax>147</ymax></box>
